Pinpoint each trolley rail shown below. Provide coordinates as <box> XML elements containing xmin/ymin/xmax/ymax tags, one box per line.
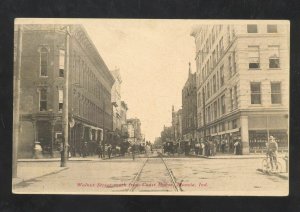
<box><xmin>127</xmin><ymin>154</ymin><xmax>181</xmax><ymax>192</ymax></box>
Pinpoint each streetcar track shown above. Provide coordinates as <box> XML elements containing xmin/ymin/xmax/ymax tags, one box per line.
<box><xmin>127</xmin><ymin>154</ymin><xmax>181</xmax><ymax>192</ymax></box>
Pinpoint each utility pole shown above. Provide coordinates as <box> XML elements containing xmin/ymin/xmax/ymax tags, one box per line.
<box><xmin>61</xmin><ymin>26</ymin><xmax>70</xmax><ymax>167</ymax></box>
<box><xmin>13</xmin><ymin>25</ymin><xmax>23</xmax><ymax>178</ymax></box>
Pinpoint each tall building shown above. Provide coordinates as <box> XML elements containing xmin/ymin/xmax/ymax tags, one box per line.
<box><xmin>160</xmin><ymin>125</ymin><xmax>173</xmax><ymax>144</ymax></box>
<box><xmin>111</xmin><ymin>68</ymin><xmax>122</xmax><ymax>131</ymax></box>
<box><xmin>182</xmin><ymin>63</ymin><xmax>197</xmax><ymax>142</ymax></box>
<box><xmin>126</xmin><ymin>118</ymin><xmax>142</xmax><ymax>144</ymax></box>
<box><xmin>191</xmin><ymin>22</ymin><xmax>289</xmax><ymax>154</ymax></box>
<box><xmin>120</xmin><ymin>101</ymin><xmax>128</xmax><ymax>126</ymax></box>
<box><xmin>14</xmin><ymin>24</ymin><xmax>115</xmax><ymax>158</ymax></box>
<box><xmin>171</xmin><ymin>106</ymin><xmax>183</xmax><ymax>143</ymax></box>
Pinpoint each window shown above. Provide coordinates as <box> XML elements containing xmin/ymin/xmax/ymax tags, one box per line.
<box><xmin>232</xmin><ymin>119</ymin><xmax>237</xmax><ymax>129</ymax></box>
<box><xmin>213</xmin><ymin>75</ymin><xmax>216</xmax><ymax>93</ymax></box>
<box><xmin>221</xmin><ymin>122</ymin><xmax>225</xmax><ymax>131</ymax></box>
<box><xmin>216</xmin><ymin>71</ymin><xmax>219</xmax><ymax>90</ymax></box>
<box><xmin>212</xmin><ymin>50</ymin><xmax>216</xmax><ymax>67</ymax></box>
<box><xmin>247</xmin><ymin>24</ymin><xmax>258</xmax><ymax>33</ymax></box>
<box><xmin>267</xmin><ymin>24</ymin><xmax>277</xmax><ymax>33</ymax></box>
<box><xmin>219</xmin><ymin>37</ymin><xmax>224</xmax><ymax>55</ymax></box>
<box><xmin>250</xmin><ymin>82</ymin><xmax>261</xmax><ymax>104</ymax></box>
<box><xmin>58</xmin><ymin>90</ymin><xmax>63</xmax><ymax>112</ymax></box>
<box><xmin>234</xmin><ymin>85</ymin><xmax>238</xmax><ymax>108</ymax></box>
<box><xmin>220</xmin><ymin>65</ymin><xmax>224</xmax><ymax>86</ymax></box>
<box><xmin>230</xmin><ymin>88</ymin><xmax>233</xmax><ymax>111</ymax></box>
<box><xmin>207</xmin><ymin>82</ymin><xmax>210</xmax><ymax>98</ymax></box>
<box><xmin>232</xmin><ymin>51</ymin><xmax>236</xmax><ymax>74</ymax></box>
<box><xmin>39</xmin><ymin>88</ymin><xmax>47</xmax><ymax>111</ymax></box>
<box><xmin>40</xmin><ymin>47</ymin><xmax>48</xmax><ymax>76</ymax></box>
<box><xmin>271</xmin><ymin>82</ymin><xmax>281</xmax><ymax>104</ymax></box>
<box><xmin>59</xmin><ymin>50</ymin><xmax>65</xmax><ymax>77</ymax></box>
<box><xmin>228</xmin><ymin>56</ymin><xmax>232</xmax><ymax>78</ymax></box>
<box><xmin>221</xmin><ymin>95</ymin><xmax>226</xmax><ymax>115</ymax></box>
<box><xmin>248</xmin><ymin>46</ymin><xmax>260</xmax><ymax>69</ymax></box>
<box><xmin>214</xmin><ymin>101</ymin><xmax>217</xmax><ymax>120</ymax></box>
<box><xmin>207</xmin><ymin>106</ymin><xmax>211</xmax><ymax>122</ymax></box>
<box><xmin>269</xmin><ymin>45</ymin><xmax>280</xmax><ymax>68</ymax></box>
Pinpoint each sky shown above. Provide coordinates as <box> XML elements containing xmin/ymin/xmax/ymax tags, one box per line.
<box><xmin>17</xmin><ymin>19</ymin><xmax>199</xmax><ymax>142</ymax></box>
<box><xmin>83</xmin><ymin>19</ymin><xmax>197</xmax><ymax>142</ymax></box>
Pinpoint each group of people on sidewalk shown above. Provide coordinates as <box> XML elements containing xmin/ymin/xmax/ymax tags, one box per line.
<box><xmin>162</xmin><ymin>138</ymin><xmax>243</xmax><ymax>157</ymax></box>
<box><xmin>194</xmin><ymin>139</ymin><xmax>242</xmax><ymax>157</ymax></box>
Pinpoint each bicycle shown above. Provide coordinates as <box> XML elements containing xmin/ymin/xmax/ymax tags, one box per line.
<box><xmin>261</xmin><ymin>153</ymin><xmax>282</xmax><ymax>173</ymax></box>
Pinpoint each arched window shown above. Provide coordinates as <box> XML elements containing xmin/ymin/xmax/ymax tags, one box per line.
<box><xmin>40</xmin><ymin>47</ymin><xmax>49</xmax><ymax>76</ymax></box>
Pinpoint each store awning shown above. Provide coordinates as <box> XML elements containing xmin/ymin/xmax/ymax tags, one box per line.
<box><xmin>82</xmin><ymin>123</ymin><xmax>103</xmax><ymax>131</ymax></box>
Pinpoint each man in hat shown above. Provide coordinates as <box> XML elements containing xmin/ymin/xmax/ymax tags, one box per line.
<box><xmin>267</xmin><ymin>136</ymin><xmax>279</xmax><ymax>170</ymax></box>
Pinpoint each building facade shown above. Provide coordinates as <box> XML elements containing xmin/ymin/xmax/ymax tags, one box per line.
<box><xmin>15</xmin><ymin>24</ymin><xmax>115</xmax><ymax>158</ymax></box>
<box><xmin>171</xmin><ymin>106</ymin><xmax>183</xmax><ymax>143</ymax></box>
<box><xmin>182</xmin><ymin>63</ymin><xmax>197</xmax><ymax>142</ymax></box>
<box><xmin>111</xmin><ymin>68</ymin><xmax>122</xmax><ymax>131</ymax></box>
<box><xmin>191</xmin><ymin>22</ymin><xmax>289</xmax><ymax>154</ymax></box>
<box><xmin>126</xmin><ymin>118</ymin><xmax>142</xmax><ymax>144</ymax></box>
<box><xmin>120</xmin><ymin>101</ymin><xmax>128</xmax><ymax>127</ymax></box>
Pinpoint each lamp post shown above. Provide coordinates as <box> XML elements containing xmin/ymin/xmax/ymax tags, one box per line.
<box><xmin>61</xmin><ymin>25</ymin><xmax>70</xmax><ymax>167</ymax></box>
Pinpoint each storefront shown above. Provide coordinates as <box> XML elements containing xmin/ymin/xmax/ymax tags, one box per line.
<box><xmin>248</xmin><ymin>115</ymin><xmax>288</xmax><ymax>152</ymax></box>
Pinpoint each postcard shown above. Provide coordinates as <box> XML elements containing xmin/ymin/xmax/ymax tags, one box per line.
<box><xmin>12</xmin><ymin>19</ymin><xmax>289</xmax><ymax>195</ymax></box>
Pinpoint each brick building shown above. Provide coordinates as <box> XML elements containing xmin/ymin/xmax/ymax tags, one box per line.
<box><xmin>14</xmin><ymin>24</ymin><xmax>115</xmax><ymax>158</ymax></box>
<box><xmin>191</xmin><ymin>22</ymin><xmax>289</xmax><ymax>154</ymax></box>
<box><xmin>182</xmin><ymin>63</ymin><xmax>197</xmax><ymax>142</ymax></box>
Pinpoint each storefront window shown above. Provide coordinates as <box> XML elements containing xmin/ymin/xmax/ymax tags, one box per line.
<box><xmin>249</xmin><ymin>130</ymin><xmax>288</xmax><ymax>150</ymax></box>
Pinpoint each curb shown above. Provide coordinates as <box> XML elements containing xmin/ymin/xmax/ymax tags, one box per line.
<box><xmin>18</xmin><ymin>153</ymin><xmax>148</xmax><ymax>162</ymax></box>
<box><xmin>12</xmin><ymin>167</ymin><xmax>69</xmax><ymax>187</ymax></box>
<box><xmin>185</xmin><ymin>155</ymin><xmax>266</xmax><ymax>159</ymax></box>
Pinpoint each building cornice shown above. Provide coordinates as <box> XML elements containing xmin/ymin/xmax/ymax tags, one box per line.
<box><xmin>71</xmin><ymin>25</ymin><xmax>115</xmax><ymax>86</ymax></box>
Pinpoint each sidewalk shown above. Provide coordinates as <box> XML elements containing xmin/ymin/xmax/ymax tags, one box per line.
<box><xmin>194</xmin><ymin>153</ymin><xmax>287</xmax><ymax>159</ymax></box>
<box><xmin>13</xmin><ymin>153</ymin><xmax>149</xmax><ymax>187</ymax></box>
<box><xmin>12</xmin><ymin>165</ymin><xmax>68</xmax><ymax>186</ymax></box>
<box><xmin>17</xmin><ymin>153</ymin><xmax>148</xmax><ymax>162</ymax></box>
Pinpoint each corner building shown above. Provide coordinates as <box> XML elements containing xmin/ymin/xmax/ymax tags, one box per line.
<box><xmin>191</xmin><ymin>22</ymin><xmax>289</xmax><ymax>154</ymax></box>
<box><xmin>15</xmin><ymin>25</ymin><xmax>115</xmax><ymax>158</ymax></box>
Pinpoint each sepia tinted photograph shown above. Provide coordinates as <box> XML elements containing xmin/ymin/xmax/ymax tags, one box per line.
<box><xmin>12</xmin><ymin>19</ymin><xmax>289</xmax><ymax>195</ymax></box>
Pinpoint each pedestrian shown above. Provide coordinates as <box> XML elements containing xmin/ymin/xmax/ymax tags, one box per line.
<box><xmin>213</xmin><ymin>142</ymin><xmax>217</xmax><ymax>156</ymax></box>
<box><xmin>83</xmin><ymin>141</ymin><xmax>88</xmax><ymax>158</ymax></box>
<box><xmin>107</xmin><ymin>144</ymin><xmax>112</xmax><ymax>159</ymax></box>
<box><xmin>97</xmin><ymin>143</ymin><xmax>103</xmax><ymax>158</ymax></box>
<box><xmin>205</xmin><ymin>140</ymin><xmax>210</xmax><ymax>156</ymax></box>
<box><xmin>221</xmin><ymin>139</ymin><xmax>225</xmax><ymax>153</ymax></box>
<box><xmin>234</xmin><ymin>140</ymin><xmax>239</xmax><ymax>155</ymax></box>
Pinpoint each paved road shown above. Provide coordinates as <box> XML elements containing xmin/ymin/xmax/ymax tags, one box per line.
<box><xmin>13</xmin><ymin>155</ymin><xmax>288</xmax><ymax>195</ymax></box>
<box><xmin>129</xmin><ymin>157</ymin><xmax>178</xmax><ymax>192</ymax></box>
<box><xmin>165</xmin><ymin>158</ymin><xmax>288</xmax><ymax>195</ymax></box>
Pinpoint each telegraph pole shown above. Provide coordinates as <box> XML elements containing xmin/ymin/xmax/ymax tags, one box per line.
<box><xmin>61</xmin><ymin>26</ymin><xmax>70</xmax><ymax>167</ymax></box>
<box><xmin>13</xmin><ymin>25</ymin><xmax>23</xmax><ymax>178</ymax></box>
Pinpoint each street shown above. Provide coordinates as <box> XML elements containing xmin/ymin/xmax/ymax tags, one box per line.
<box><xmin>13</xmin><ymin>153</ymin><xmax>288</xmax><ymax>195</ymax></box>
